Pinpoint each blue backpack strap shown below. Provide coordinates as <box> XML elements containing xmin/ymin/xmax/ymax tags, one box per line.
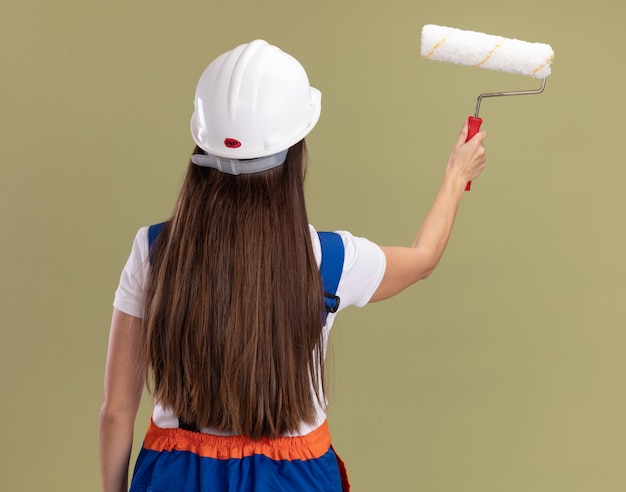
<box><xmin>147</xmin><ymin>222</ymin><xmax>166</xmax><ymax>263</ymax></box>
<box><xmin>317</xmin><ymin>231</ymin><xmax>345</xmax><ymax>314</ymax></box>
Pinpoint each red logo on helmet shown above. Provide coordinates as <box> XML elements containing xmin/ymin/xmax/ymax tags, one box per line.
<box><xmin>224</xmin><ymin>138</ymin><xmax>242</xmax><ymax>149</ymax></box>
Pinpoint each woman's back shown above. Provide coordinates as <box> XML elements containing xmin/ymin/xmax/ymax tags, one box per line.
<box><xmin>143</xmin><ymin>142</ymin><xmax>327</xmax><ymax>439</ymax></box>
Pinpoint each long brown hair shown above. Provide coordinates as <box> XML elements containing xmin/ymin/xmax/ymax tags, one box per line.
<box><xmin>142</xmin><ymin>140</ymin><xmax>326</xmax><ymax>440</ymax></box>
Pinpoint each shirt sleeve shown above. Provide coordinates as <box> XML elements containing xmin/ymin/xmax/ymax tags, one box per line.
<box><xmin>113</xmin><ymin>226</ymin><xmax>150</xmax><ymax>318</ymax></box>
<box><xmin>310</xmin><ymin>225</ymin><xmax>386</xmax><ymax>310</ymax></box>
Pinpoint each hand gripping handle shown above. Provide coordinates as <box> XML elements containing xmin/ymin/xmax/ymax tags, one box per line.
<box><xmin>464</xmin><ymin>116</ymin><xmax>483</xmax><ymax>191</ymax></box>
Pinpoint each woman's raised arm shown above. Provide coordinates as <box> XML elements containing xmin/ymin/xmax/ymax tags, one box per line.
<box><xmin>371</xmin><ymin>121</ymin><xmax>487</xmax><ymax>302</ymax></box>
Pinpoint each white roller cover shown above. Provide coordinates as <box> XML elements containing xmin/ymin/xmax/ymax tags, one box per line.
<box><xmin>421</xmin><ymin>24</ymin><xmax>554</xmax><ymax>79</ymax></box>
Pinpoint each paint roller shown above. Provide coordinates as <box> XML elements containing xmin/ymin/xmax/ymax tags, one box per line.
<box><xmin>420</xmin><ymin>24</ymin><xmax>555</xmax><ymax>190</ymax></box>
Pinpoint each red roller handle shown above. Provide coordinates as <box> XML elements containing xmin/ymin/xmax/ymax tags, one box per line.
<box><xmin>464</xmin><ymin>116</ymin><xmax>483</xmax><ymax>191</ymax></box>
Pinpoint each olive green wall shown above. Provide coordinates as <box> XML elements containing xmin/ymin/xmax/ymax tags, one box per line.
<box><xmin>2</xmin><ymin>1</ymin><xmax>624</xmax><ymax>490</ymax></box>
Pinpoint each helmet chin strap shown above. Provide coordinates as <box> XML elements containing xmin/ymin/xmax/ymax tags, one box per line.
<box><xmin>190</xmin><ymin>150</ymin><xmax>288</xmax><ymax>175</ymax></box>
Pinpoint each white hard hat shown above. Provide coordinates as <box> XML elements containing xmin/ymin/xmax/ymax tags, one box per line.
<box><xmin>190</xmin><ymin>40</ymin><xmax>321</xmax><ymax>173</ymax></box>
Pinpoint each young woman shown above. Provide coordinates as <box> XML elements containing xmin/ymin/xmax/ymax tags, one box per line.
<box><xmin>99</xmin><ymin>39</ymin><xmax>486</xmax><ymax>492</ymax></box>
